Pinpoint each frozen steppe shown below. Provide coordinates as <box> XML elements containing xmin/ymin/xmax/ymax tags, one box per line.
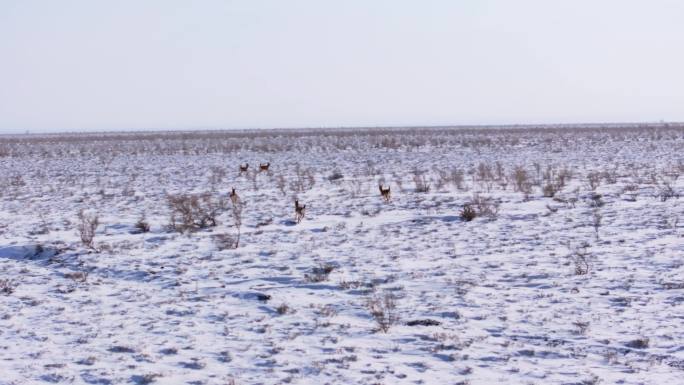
<box><xmin>0</xmin><ymin>125</ymin><xmax>682</xmax><ymax>385</ymax></box>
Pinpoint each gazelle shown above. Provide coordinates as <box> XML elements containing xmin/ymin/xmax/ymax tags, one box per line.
<box><xmin>229</xmin><ymin>187</ymin><xmax>239</xmax><ymax>205</ymax></box>
<box><xmin>294</xmin><ymin>199</ymin><xmax>306</xmax><ymax>223</ymax></box>
<box><xmin>379</xmin><ymin>184</ymin><xmax>391</xmax><ymax>202</ymax></box>
<box><xmin>259</xmin><ymin>162</ymin><xmax>270</xmax><ymax>172</ymax></box>
<box><xmin>239</xmin><ymin>163</ymin><xmax>249</xmax><ymax>173</ymax></box>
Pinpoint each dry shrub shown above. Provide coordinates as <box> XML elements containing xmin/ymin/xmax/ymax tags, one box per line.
<box><xmin>542</xmin><ymin>183</ymin><xmax>560</xmax><ymax>197</ymax></box>
<box><xmin>450</xmin><ymin>168</ymin><xmax>466</xmax><ymax>190</ymax></box>
<box><xmin>511</xmin><ymin>166</ymin><xmax>532</xmax><ymax>194</ymax></box>
<box><xmin>367</xmin><ymin>290</ymin><xmax>399</xmax><ymax>333</ymax></box>
<box><xmin>276</xmin><ymin>175</ymin><xmax>287</xmax><ymax>195</ymax></box>
<box><xmin>231</xmin><ymin>199</ymin><xmax>244</xmax><ymax>247</ymax></box>
<box><xmin>167</xmin><ymin>193</ymin><xmax>228</xmax><ymax>232</ymax></box>
<box><xmin>569</xmin><ymin>243</ymin><xmax>592</xmax><ymax>275</ymax></box>
<box><xmin>657</xmin><ymin>179</ymin><xmax>679</xmax><ymax>202</ymax></box>
<box><xmin>208</xmin><ymin>166</ymin><xmax>226</xmax><ymax>190</ymax></box>
<box><xmin>460</xmin><ymin>204</ymin><xmax>477</xmax><ymax>222</ymax></box>
<box><xmin>460</xmin><ymin>194</ymin><xmax>499</xmax><ymax>222</ymax></box>
<box><xmin>436</xmin><ymin>167</ymin><xmax>465</xmax><ymax>191</ymax></box>
<box><xmin>305</xmin><ymin>263</ymin><xmax>335</xmax><ymax>283</ymax></box>
<box><xmin>290</xmin><ymin>164</ymin><xmax>316</xmax><ymax>193</ymax></box>
<box><xmin>276</xmin><ymin>303</ymin><xmax>291</xmax><ymax>315</ymax></box>
<box><xmin>413</xmin><ymin>171</ymin><xmax>431</xmax><ymax>193</ymax></box>
<box><xmin>472</xmin><ymin>194</ymin><xmax>499</xmax><ymax>218</ymax></box>
<box><xmin>587</xmin><ymin>172</ymin><xmax>602</xmax><ymax>191</ymax></box>
<box><xmin>0</xmin><ymin>279</ymin><xmax>17</xmax><ymax>295</ymax></box>
<box><xmin>212</xmin><ymin>232</ymin><xmax>236</xmax><ymax>250</ymax></box>
<box><xmin>592</xmin><ymin>209</ymin><xmax>602</xmax><ymax>240</ymax></box>
<box><xmin>541</xmin><ymin>166</ymin><xmax>567</xmax><ymax>197</ymax></box>
<box><xmin>134</xmin><ymin>215</ymin><xmax>150</xmax><ymax>233</ymax></box>
<box><xmin>77</xmin><ymin>210</ymin><xmax>99</xmax><ymax>248</ymax></box>
<box><xmin>588</xmin><ymin>192</ymin><xmax>604</xmax><ymax>208</ymax></box>
<box><xmin>476</xmin><ymin>162</ymin><xmax>494</xmax><ymax>182</ymax></box>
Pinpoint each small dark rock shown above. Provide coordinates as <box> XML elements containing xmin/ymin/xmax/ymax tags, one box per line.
<box><xmin>256</xmin><ymin>293</ymin><xmax>271</xmax><ymax>302</ymax></box>
<box><xmin>108</xmin><ymin>345</ymin><xmax>135</xmax><ymax>353</ymax></box>
<box><xmin>406</xmin><ymin>319</ymin><xmax>441</xmax><ymax>327</ymax></box>
<box><xmin>625</xmin><ymin>338</ymin><xmax>649</xmax><ymax>349</ymax></box>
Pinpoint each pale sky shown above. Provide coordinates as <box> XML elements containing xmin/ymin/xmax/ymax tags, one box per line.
<box><xmin>1</xmin><ymin>0</ymin><xmax>683</xmax><ymax>133</ymax></box>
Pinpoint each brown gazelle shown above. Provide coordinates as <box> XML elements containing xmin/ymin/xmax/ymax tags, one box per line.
<box><xmin>379</xmin><ymin>184</ymin><xmax>391</xmax><ymax>202</ymax></box>
<box><xmin>294</xmin><ymin>199</ymin><xmax>306</xmax><ymax>223</ymax></box>
<box><xmin>259</xmin><ymin>162</ymin><xmax>270</xmax><ymax>172</ymax></box>
<box><xmin>229</xmin><ymin>188</ymin><xmax>239</xmax><ymax>205</ymax></box>
<box><xmin>239</xmin><ymin>163</ymin><xmax>249</xmax><ymax>173</ymax></box>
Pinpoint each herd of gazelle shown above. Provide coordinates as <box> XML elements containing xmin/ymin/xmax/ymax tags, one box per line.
<box><xmin>239</xmin><ymin>162</ymin><xmax>270</xmax><ymax>174</ymax></box>
<box><xmin>231</xmin><ymin>163</ymin><xmax>391</xmax><ymax>223</ymax></box>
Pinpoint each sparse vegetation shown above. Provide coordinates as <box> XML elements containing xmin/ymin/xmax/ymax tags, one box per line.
<box><xmin>460</xmin><ymin>194</ymin><xmax>499</xmax><ymax>221</ymax></box>
<box><xmin>460</xmin><ymin>204</ymin><xmax>477</xmax><ymax>222</ymax></box>
<box><xmin>305</xmin><ymin>263</ymin><xmax>335</xmax><ymax>283</ymax></box>
<box><xmin>167</xmin><ymin>193</ymin><xmax>228</xmax><ymax>232</ymax></box>
<box><xmin>0</xmin><ymin>124</ymin><xmax>682</xmax><ymax>384</ymax></box>
<box><xmin>569</xmin><ymin>243</ymin><xmax>592</xmax><ymax>275</ymax></box>
<box><xmin>412</xmin><ymin>171</ymin><xmax>431</xmax><ymax>193</ymax></box>
<box><xmin>366</xmin><ymin>290</ymin><xmax>399</xmax><ymax>333</ymax></box>
<box><xmin>135</xmin><ymin>215</ymin><xmax>151</xmax><ymax>233</ymax></box>
<box><xmin>76</xmin><ymin>210</ymin><xmax>99</xmax><ymax>248</ymax></box>
<box><xmin>0</xmin><ymin>279</ymin><xmax>17</xmax><ymax>295</ymax></box>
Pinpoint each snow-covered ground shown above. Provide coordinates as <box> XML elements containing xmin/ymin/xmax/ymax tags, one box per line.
<box><xmin>0</xmin><ymin>126</ymin><xmax>682</xmax><ymax>385</ymax></box>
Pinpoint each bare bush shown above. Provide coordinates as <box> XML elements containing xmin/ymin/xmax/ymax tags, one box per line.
<box><xmin>569</xmin><ymin>243</ymin><xmax>592</xmax><ymax>275</ymax></box>
<box><xmin>347</xmin><ymin>179</ymin><xmax>365</xmax><ymax>198</ymax></box>
<box><xmin>212</xmin><ymin>232</ymin><xmax>236</xmax><ymax>251</ymax></box>
<box><xmin>167</xmin><ymin>193</ymin><xmax>228</xmax><ymax>232</ymax></box>
<box><xmin>413</xmin><ymin>171</ymin><xmax>431</xmax><ymax>193</ymax></box>
<box><xmin>231</xmin><ymin>199</ymin><xmax>244</xmax><ymax>248</ymax></box>
<box><xmin>474</xmin><ymin>194</ymin><xmax>499</xmax><ymax>218</ymax></box>
<box><xmin>476</xmin><ymin>162</ymin><xmax>494</xmax><ymax>182</ymax></box>
<box><xmin>450</xmin><ymin>168</ymin><xmax>465</xmax><ymax>190</ymax></box>
<box><xmin>588</xmin><ymin>192</ymin><xmax>604</xmax><ymax>208</ymax></box>
<box><xmin>433</xmin><ymin>167</ymin><xmax>463</xmax><ymax>191</ymax></box>
<box><xmin>305</xmin><ymin>263</ymin><xmax>336</xmax><ymax>283</ymax></box>
<box><xmin>276</xmin><ymin>175</ymin><xmax>287</xmax><ymax>196</ymax></box>
<box><xmin>77</xmin><ymin>210</ymin><xmax>99</xmax><ymax>248</ymax></box>
<box><xmin>542</xmin><ymin>166</ymin><xmax>566</xmax><ymax>198</ymax></box>
<box><xmin>208</xmin><ymin>166</ymin><xmax>226</xmax><ymax>191</ymax></box>
<box><xmin>587</xmin><ymin>172</ymin><xmax>602</xmax><ymax>191</ymax></box>
<box><xmin>657</xmin><ymin>179</ymin><xmax>679</xmax><ymax>202</ymax></box>
<box><xmin>592</xmin><ymin>210</ymin><xmax>602</xmax><ymax>241</ymax></box>
<box><xmin>460</xmin><ymin>204</ymin><xmax>477</xmax><ymax>222</ymax></box>
<box><xmin>622</xmin><ymin>182</ymin><xmax>639</xmax><ymax>201</ymax></box>
<box><xmin>0</xmin><ymin>279</ymin><xmax>17</xmax><ymax>295</ymax></box>
<box><xmin>135</xmin><ymin>215</ymin><xmax>150</xmax><ymax>233</ymax></box>
<box><xmin>64</xmin><ymin>271</ymin><xmax>89</xmax><ymax>283</ymax></box>
<box><xmin>460</xmin><ymin>194</ymin><xmax>499</xmax><ymax>221</ymax></box>
<box><xmin>542</xmin><ymin>182</ymin><xmax>560</xmax><ymax>197</ymax></box>
<box><xmin>248</xmin><ymin>169</ymin><xmax>259</xmax><ymax>191</ymax></box>
<box><xmin>511</xmin><ymin>166</ymin><xmax>532</xmax><ymax>194</ymax></box>
<box><xmin>290</xmin><ymin>164</ymin><xmax>316</xmax><ymax>192</ymax></box>
<box><xmin>276</xmin><ymin>303</ymin><xmax>292</xmax><ymax>315</ymax></box>
<box><xmin>366</xmin><ymin>290</ymin><xmax>399</xmax><ymax>333</ymax></box>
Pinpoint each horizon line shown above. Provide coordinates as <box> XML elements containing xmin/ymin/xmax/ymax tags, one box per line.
<box><xmin>0</xmin><ymin>119</ymin><xmax>681</xmax><ymax>137</ymax></box>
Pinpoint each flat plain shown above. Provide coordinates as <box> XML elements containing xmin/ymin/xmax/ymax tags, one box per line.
<box><xmin>0</xmin><ymin>125</ymin><xmax>682</xmax><ymax>385</ymax></box>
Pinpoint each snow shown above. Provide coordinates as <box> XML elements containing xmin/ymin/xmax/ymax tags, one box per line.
<box><xmin>0</xmin><ymin>126</ymin><xmax>682</xmax><ymax>384</ymax></box>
